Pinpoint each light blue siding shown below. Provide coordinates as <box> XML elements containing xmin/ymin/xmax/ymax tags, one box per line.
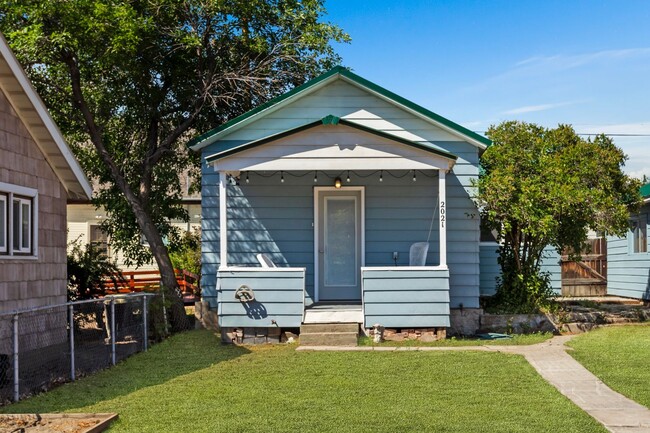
<box><xmin>217</xmin><ymin>269</ymin><xmax>305</xmax><ymax>328</ymax></box>
<box><xmin>607</xmin><ymin>204</ymin><xmax>650</xmax><ymax>300</ymax></box>
<box><xmin>201</xmin><ymin>146</ymin><xmax>480</xmax><ymax>309</ymax></box>
<box><xmin>479</xmin><ymin>243</ymin><xmax>499</xmax><ymax>296</ymax></box>
<box><xmin>541</xmin><ymin>247</ymin><xmax>562</xmax><ymax>294</ymax></box>
<box><xmin>362</xmin><ymin>268</ymin><xmax>450</xmax><ymax>328</ymax></box>
<box><xmin>479</xmin><ymin>243</ymin><xmax>561</xmax><ymax>296</ymax></box>
<box><xmin>199</xmin><ymin>77</ymin><xmax>483</xmax><ymax>316</ymax></box>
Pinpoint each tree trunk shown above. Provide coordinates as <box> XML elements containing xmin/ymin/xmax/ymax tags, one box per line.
<box><xmin>136</xmin><ymin>208</ymin><xmax>190</xmax><ymax>332</ymax></box>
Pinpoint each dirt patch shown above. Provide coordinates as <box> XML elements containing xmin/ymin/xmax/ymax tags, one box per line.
<box><xmin>0</xmin><ymin>413</ymin><xmax>117</xmax><ymax>433</ymax></box>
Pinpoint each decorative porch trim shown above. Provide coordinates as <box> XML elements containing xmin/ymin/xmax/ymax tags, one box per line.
<box><xmin>219</xmin><ymin>171</ymin><xmax>228</xmax><ymax>268</ymax></box>
<box><xmin>439</xmin><ymin>169</ymin><xmax>447</xmax><ymax>267</ymax></box>
<box><xmin>204</xmin><ymin>115</ymin><xmax>458</xmax><ymax>164</ymax></box>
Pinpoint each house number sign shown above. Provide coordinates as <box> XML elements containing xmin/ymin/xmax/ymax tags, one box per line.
<box><xmin>440</xmin><ymin>201</ymin><xmax>446</xmax><ymax>228</ymax></box>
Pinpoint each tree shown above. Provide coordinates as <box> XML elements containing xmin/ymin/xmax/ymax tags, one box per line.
<box><xmin>477</xmin><ymin>121</ymin><xmax>641</xmax><ymax>313</ymax></box>
<box><xmin>67</xmin><ymin>239</ymin><xmax>124</xmax><ymax>301</ymax></box>
<box><xmin>0</xmin><ymin>0</ymin><xmax>348</xmax><ymax>330</ymax></box>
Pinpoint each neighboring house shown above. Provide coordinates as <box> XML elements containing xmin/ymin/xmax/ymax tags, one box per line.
<box><xmin>191</xmin><ymin>66</ymin><xmax>511</xmax><ymax>336</ymax></box>
<box><xmin>0</xmin><ymin>33</ymin><xmax>92</xmax><ymax>313</ymax></box>
<box><xmin>607</xmin><ymin>183</ymin><xmax>650</xmax><ymax>300</ymax></box>
<box><xmin>66</xmin><ymin>199</ymin><xmax>201</xmax><ymax>272</ymax></box>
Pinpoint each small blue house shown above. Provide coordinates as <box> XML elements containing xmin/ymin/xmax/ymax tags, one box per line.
<box><xmin>190</xmin><ymin>67</ymin><xmax>495</xmax><ymax>335</ymax></box>
<box><xmin>607</xmin><ymin>183</ymin><xmax>650</xmax><ymax>300</ymax></box>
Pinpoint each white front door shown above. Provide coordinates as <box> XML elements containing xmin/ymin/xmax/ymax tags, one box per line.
<box><xmin>316</xmin><ymin>188</ymin><xmax>363</xmax><ymax>301</ymax></box>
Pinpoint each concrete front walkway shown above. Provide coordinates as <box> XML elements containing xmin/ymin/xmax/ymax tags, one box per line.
<box><xmin>298</xmin><ymin>336</ymin><xmax>650</xmax><ymax>432</ymax></box>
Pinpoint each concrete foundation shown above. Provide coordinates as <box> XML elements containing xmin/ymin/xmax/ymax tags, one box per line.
<box><xmin>194</xmin><ymin>301</ymin><xmax>218</xmax><ymax>331</ymax></box>
<box><xmin>449</xmin><ymin>308</ymin><xmax>482</xmax><ymax>336</ymax></box>
<box><xmin>479</xmin><ymin>313</ymin><xmax>558</xmax><ymax>334</ymax></box>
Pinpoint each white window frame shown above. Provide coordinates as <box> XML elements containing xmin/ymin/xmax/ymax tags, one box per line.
<box><xmin>12</xmin><ymin>196</ymin><xmax>32</xmax><ymax>254</ymax></box>
<box><xmin>0</xmin><ymin>193</ymin><xmax>6</xmax><ymax>254</ymax></box>
<box><xmin>0</xmin><ymin>182</ymin><xmax>38</xmax><ymax>259</ymax></box>
<box><xmin>630</xmin><ymin>215</ymin><xmax>648</xmax><ymax>254</ymax></box>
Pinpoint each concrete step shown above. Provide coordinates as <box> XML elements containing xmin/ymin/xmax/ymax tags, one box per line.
<box><xmin>301</xmin><ymin>323</ymin><xmax>359</xmax><ymax>334</ymax></box>
<box><xmin>299</xmin><ymin>331</ymin><xmax>359</xmax><ymax>346</ymax></box>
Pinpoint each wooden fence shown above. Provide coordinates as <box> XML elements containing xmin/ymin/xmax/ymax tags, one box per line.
<box><xmin>105</xmin><ymin>269</ymin><xmax>200</xmax><ymax>302</ymax></box>
<box><xmin>561</xmin><ymin>238</ymin><xmax>607</xmax><ymax>296</ymax></box>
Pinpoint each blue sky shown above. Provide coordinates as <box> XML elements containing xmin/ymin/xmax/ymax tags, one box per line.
<box><xmin>324</xmin><ymin>0</ymin><xmax>650</xmax><ymax>178</ymax></box>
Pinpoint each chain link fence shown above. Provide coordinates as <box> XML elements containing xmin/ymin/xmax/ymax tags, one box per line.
<box><xmin>0</xmin><ymin>293</ymin><xmax>155</xmax><ymax>404</ymax></box>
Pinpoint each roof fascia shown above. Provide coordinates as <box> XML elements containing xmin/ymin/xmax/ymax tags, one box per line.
<box><xmin>191</xmin><ymin>66</ymin><xmax>491</xmax><ymax>152</ymax></box>
<box><xmin>0</xmin><ymin>34</ymin><xmax>92</xmax><ymax>199</ymax></box>
<box><xmin>204</xmin><ymin>116</ymin><xmax>458</xmax><ymax>164</ymax></box>
<box><xmin>336</xmin><ymin>69</ymin><xmax>491</xmax><ymax>149</ymax></box>
<box><xmin>189</xmin><ymin>67</ymin><xmax>344</xmax><ymax>151</ymax></box>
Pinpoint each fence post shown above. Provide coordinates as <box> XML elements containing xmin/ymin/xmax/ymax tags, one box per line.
<box><xmin>12</xmin><ymin>314</ymin><xmax>19</xmax><ymax>402</ymax></box>
<box><xmin>69</xmin><ymin>304</ymin><xmax>75</xmax><ymax>381</ymax></box>
<box><xmin>142</xmin><ymin>294</ymin><xmax>148</xmax><ymax>351</ymax></box>
<box><xmin>110</xmin><ymin>297</ymin><xmax>116</xmax><ymax>366</ymax></box>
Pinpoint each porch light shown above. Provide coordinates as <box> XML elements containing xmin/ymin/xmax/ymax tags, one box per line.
<box><xmin>334</xmin><ymin>177</ymin><xmax>342</xmax><ymax>189</ymax></box>
<box><xmin>313</xmin><ymin>171</ymin><xmax>318</xmax><ymax>183</ymax></box>
<box><xmin>379</xmin><ymin>170</ymin><xmax>383</xmax><ymax>182</ymax></box>
<box><xmin>245</xmin><ymin>172</ymin><xmax>249</xmax><ymax>183</ymax></box>
<box><xmin>280</xmin><ymin>171</ymin><xmax>285</xmax><ymax>183</ymax></box>
<box><xmin>412</xmin><ymin>170</ymin><xmax>417</xmax><ymax>182</ymax></box>
<box><xmin>346</xmin><ymin>171</ymin><xmax>351</xmax><ymax>182</ymax></box>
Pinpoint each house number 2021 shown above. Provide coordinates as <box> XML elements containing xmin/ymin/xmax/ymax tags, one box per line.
<box><xmin>440</xmin><ymin>201</ymin><xmax>446</xmax><ymax>228</ymax></box>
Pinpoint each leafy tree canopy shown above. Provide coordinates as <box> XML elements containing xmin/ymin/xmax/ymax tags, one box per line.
<box><xmin>0</xmin><ymin>0</ymin><xmax>348</xmax><ymax>328</ymax></box>
<box><xmin>478</xmin><ymin>121</ymin><xmax>641</xmax><ymax>312</ymax></box>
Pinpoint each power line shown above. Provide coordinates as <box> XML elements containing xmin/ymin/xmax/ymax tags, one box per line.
<box><xmin>473</xmin><ymin>131</ymin><xmax>650</xmax><ymax>137</ymax></box>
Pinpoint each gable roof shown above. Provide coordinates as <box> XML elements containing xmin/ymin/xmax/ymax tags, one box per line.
<box><xmin>0</xmin><ymin>33</ymin><xmax>92</xmax><ymax>200</ymax></box>
<box><xmin>204</xmin><ymin>114</ymin><xmax>458</xmax><ymax>164</ymax></box>
<box><xmin>189</xmin><ymin>66</ymin><xmax>491</xmax><ymax>151</ymax></box>
<box><xmin>641</xmin><ymin>183</ymin><xmax>650</xmax><ymax>199</ymax></box>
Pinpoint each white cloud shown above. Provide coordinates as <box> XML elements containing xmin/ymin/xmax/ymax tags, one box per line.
<box><xmin>466</xmin><ymin>48</ymin><xmax>650</xmax><ymax>93</ymax></box>
<box><xmin>628</xmin><ymin>168</ymin><xmax>650</xmax><ymax>181</ymax></box>
<box><xmin>574</xmin><ymin>121</ymin><xmax>650</xmax><ymax>135</ymax></box>
<box><xmin>515</xmin><ymin>48</ymin><xmax>650</xmax><ymax>71</ymax></box>
<box><xmin>502</xmin><ymin>101</ymin><xmax>580</xmax><ymax>115</ymax></box>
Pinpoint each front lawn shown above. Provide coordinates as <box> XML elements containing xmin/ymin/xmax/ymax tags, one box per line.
<box><xmin>358</xmin><ymin>332</ymin><xmax>552</xmax><ymax>347</ymax></box>
<box><xmin>4</xmin><ymin>330</ymin><xmax>603</xmax><ymax>432</ymax></box>
<box><xmin>568</xmin><ymin>324</ymin><xmax>650</xmax><ymax>409</ymax></box>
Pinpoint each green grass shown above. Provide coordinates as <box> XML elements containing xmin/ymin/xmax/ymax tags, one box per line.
<box><xmin>3</xmin><ymin>330</ymin><xmax>604</xmax><ymax>432</ymax></box>
<box><xmin>568</xmin><ymin>324</ymin><xmax>650</xmax><ymax>409</ymax></box>
<box><xmin>358</xmin><ymin>332</ymin><xmax>553</xmax><ymax>347</ymax></box>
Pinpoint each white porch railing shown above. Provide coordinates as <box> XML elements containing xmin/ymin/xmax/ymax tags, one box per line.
<box><xmin>361</xmin><ymin>266</ymin><xmax>450</xmax><ymax>328</ymax></box>
<box><xmin>217</xmin><ymin>267</ymin><xmax>306</xmax><ymax>328</ymax></box>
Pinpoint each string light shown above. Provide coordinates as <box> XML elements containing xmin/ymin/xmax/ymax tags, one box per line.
<box><xmin>247</xmin><ymin>170</ymin><xmax>438</xmax><ymax>182</ymax></box>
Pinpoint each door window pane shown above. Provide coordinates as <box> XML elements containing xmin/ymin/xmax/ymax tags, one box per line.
<box><xmin>324</xmin><ymin>197</ymin><xmax>357</xmax><ymax>286</ymax></box>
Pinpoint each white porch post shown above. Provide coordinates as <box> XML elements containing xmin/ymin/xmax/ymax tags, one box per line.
<box><xmin>219</xmin><ymin>171</ymin><xmax>228</xmax><ymax>268</ymax></box>
<box><xmin>438</xmin><ymin>169</ymin><xmax>447</xmax><ymax>268</ymax></box>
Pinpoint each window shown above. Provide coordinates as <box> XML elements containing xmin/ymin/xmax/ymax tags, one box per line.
<box><xmin>12</xmin><ymin>197</ymin><xmax>32</xmax><ymax>254</ymax></box>
<box><xmin>0</xmin><ymin>182</ymin><xmax>38</xmax><ymax>257</ymax></box>
<box><xmin>89</xmin><ymin>225</ymin><xmax>109</xmax><ymax>257</ymax></box>
<box><xmin>480</xmin><ymin>218</ymin><xmax>499</xmax><ymax>243</ymax></box>
<box><xmin>631</xmin><ymin>215</ymin><xmax>648</xmax><ymax>253</ymax></box>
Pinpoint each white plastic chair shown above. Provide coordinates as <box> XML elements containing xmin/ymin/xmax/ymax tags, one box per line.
<box><xmin>409</xmin><ymin>242</ymin><xmax>429</xmax><ymax>266</ymax></box>
<box><xmin>256</xmin><ymin>253</ymin><xmax>277</xmax><ymax>268</ymax></box>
